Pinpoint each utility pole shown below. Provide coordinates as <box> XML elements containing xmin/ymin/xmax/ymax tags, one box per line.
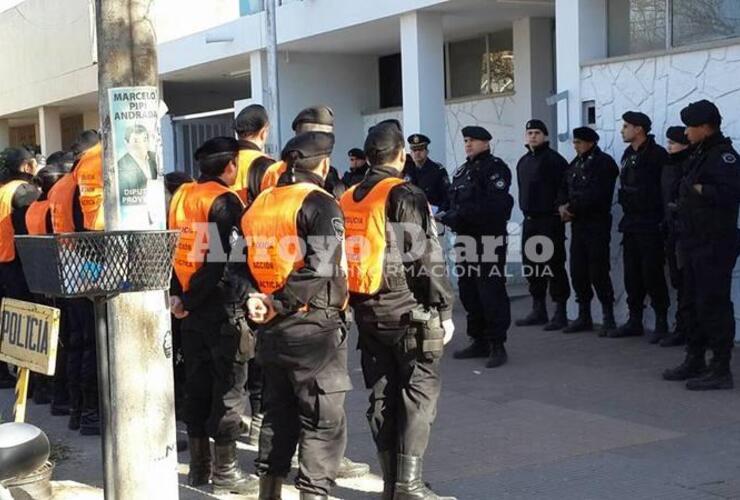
<box><xmin>266</xmin><ymin>0</ymin><xmax>281</xmax><ymax>147</ymax></box>
<box><xmin>96</xmin><ymin>1</ymin><xmax>179</xmax><ymax>499</ymax></box>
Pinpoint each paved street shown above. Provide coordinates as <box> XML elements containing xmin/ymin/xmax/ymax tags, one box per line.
<box><xmin>4</xmin><ymin>295</ymin><xmax>740</xmax><ymax>499</ymax></box>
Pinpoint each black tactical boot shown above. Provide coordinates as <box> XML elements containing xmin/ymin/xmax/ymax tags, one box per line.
<box><xmin>608</xmin><ymin>311</ymin><xmax>644</xmax><ymax>338</ymax></box>
<box><xmin>248</xmin><ymin>413</ymin><xmax>263</xmax><ymax>447</ymax></box>
<box><xmin>79</xmin><ymin>389</ymin><xmax>101</xmax><ymax>436</ymax></box>
<box><xmin>686</xmin><ymin>358</ymin><xmax>734</xmax><ymax>391</ymax></box>
<box><xmin>453</xmin><ymin>339</ymin><xmax>490</xmax><ymax>359</ymax></box>
<box><xmin>485</xmin><ymin>343</ymin><xmax>508</xmax><ymax>369</ymax></box>
<box><xmin>648</xmin><ymin>311</ymin><xmax>669</xmax><ymax>344</ymax></box>
<box><xmin>258</xmin><ymin>475</ymin><xmax>283</xmax><ymax>500</ymax></box>
<box><xmin>543</xmin><ymin>302</ymin><xmax>568</xmax><ymax>331</ymax></box>
<box><xmin>662</xmin><ymin>353</ymin><xmax>707</xmax><ymax>381</ymax></box>
<box><xmin>563</xmin><ymin>304</ymin><xmax>593</xmax><ymax>334</ymax></box>
<box><xmin>337</xmin><ymin>456</ymin><xmax>370</xmax><ymax>479</ymax></box>
<box><xmin>660</xmin><ymin>330</ymin><xmax>687</xmax><ymax>347</ymax></box>
<box><xmin>515</xmin><ymin>298</ymin><xmax>548</xmax><ymax>327</ymax></box>
<box><xmin>187</xmin><ymin>437</ymin><xmax>212</xmax><ymax>487</ymax></box>
<box><xmin>212</xmin><ymin>441</ymin><xmax>260</xmax><ymax>495</ymax></box>
<box><xmin>394</xmin><ymin>454</ymin><xmax>456</xmax><ymax>500</ymax></box>
<box><xmin>599</xmin><ymin>302</ymin><xmax>617</xmax><ymax>337</ymax></box>
<box><xmin>378</xmin><ymin>451</ymin><xmax>396</xmax><ymax>500</ymax></box>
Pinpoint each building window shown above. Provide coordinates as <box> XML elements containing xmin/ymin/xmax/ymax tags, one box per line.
<box><xmin>378</xmin><ymin>53</ymin><xmax>403</xmax><ymax>109</ymax></box>
<box><xmin>608</xmin><ymin>0</ymin><xmax>740</xmax><ymax>56</ymax></box>
<box><xmin>447</xmin><ymin>30</ymin><xmax>514</xmax><ymax>99</ymax></box>
<box><xmin>240</xmin><ymin>0</ymin><xmax>264</xmax><ymax>15</ymax></box>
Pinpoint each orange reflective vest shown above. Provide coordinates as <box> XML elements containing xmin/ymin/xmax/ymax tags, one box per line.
<box><xmin>48</xmin><ymin>173</ymin><xmax>78</xmax><ymax>233</ymax></box>
<box><xmin>242</xmin><ymin>183</ymin><xmax>325</xmax><ymax>294</ymax></box>
<box><xmin>259</xmin><ymin>161</ymin><xmax>287</xmax><ymax>193</ymax></box>
<box><xmin>0</xmin><ymin>180</ymin><xmax>27</xmax><ymax>263</ymax></box>
<box><xmin>168</xmin><ymin>181</ymin><xmax>237</xmax><ymax>292</ymax></box>
<box><xmin>25</xmin><ymin>199</ymin><xmax>51</xmax><ymax>236</ymax></box>
<box><xmin>340</xmin><ymin>177</ymin><xmax>405</xmax><ymax>295</ymax></box>
<box><xmin>234</xmin><ymin>149</ymin><xmax>269</xmax><ymax>205</ymax></box>
<box><xmin>74</xmin><ymin>143</ymin><xmax>104</xmax><ymax>231</ymax></box>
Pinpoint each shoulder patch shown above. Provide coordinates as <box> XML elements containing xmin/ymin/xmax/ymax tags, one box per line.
<box><xmin>453</xmin><ymin>165</ymin><xmax>467</xmax><ymax>179</ymax></box>
<box><xmin>495</xmin><ymin>179</ymin><xmax>506</xmax><ymax>190</ymax></box>
<box><xmin>723</xmin><ymin>153</ymin><xmax>737</xmax><ymax>164</ymax></box>
<box><xmin>331</xmin><ymin>217</ymin><xmax>345</xmax><ymax>241</ymax></box>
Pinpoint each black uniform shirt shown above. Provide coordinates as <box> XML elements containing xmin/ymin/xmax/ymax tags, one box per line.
<box><xmin>403</xmin><ymin>158</ymin><xmax>450</xmax><ymax>211</ymax></box>
<box><xmin>516</xmin><ymin>142</ymin><xmax>569</xmax><ymax>216</ymax></box>
<box><xmin>618</xmin><ymin>135</ymin><xmax>668</xmax><ymax>232</ymax></box>
<box><xmin>9</xmin><ymin>176</ymin><xmax>41</xmax><ymax>236</ymax></box>
<box><xmin>557</xmin><ymin>146</ymin><xmax>619</xmax><ymax>223</ymax></box>
<box><xmin>341</xmin><ymin>164</ymin><xmax>368</xmax><ymax>188</ymax></box>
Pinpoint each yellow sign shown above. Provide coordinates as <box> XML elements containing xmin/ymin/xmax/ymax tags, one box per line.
<box><xmin>0</xmin><ymin>298</ymin><xmax>60</xmax><ymax>376</ymax></box>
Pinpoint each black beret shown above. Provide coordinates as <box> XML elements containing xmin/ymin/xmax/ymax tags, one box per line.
<box><xmin>573</xmin><ymin>126</ymin><xmax>600</xmax><ymax>143</ymax></box>
<box><xmin>681</xmin><ymin>99</ymin><xmax>722</xmax><ymax>127</ymax></box>
<box><xmin>665</xmin><ymin>126</ymin><xmax>689</xmax><ymax>145</ymax></box>
<box><xmin>194</xmin><ymin>137</ymin><xmax>239</xmax><ymax>162</ymax></box>
<box><xmin>164</xmin><ymin>171</ymin><xmax>194</xmax><ymax>195</ymax></box>
<box><xmin>526</xmin><ymin>119</ymin><xmax>549</xmax><ymax>136</ymax></box>
<box><xmin>407</xmin><ymin>133</ymin><xmax>430</xmax><ymax>149</ymax></box>
<box><xmin>369</xmin><ymin>119</ymin><xmax>403</xmax><ymax>136</ymax></box>
<box><xmin>282</xmin><ymin>132</ymin><xmax>335</xmax><ymax>160</ymax></box>
<box><xmin>462</xmin><ymin>126</ymin><xmax>492</xmax><ymax>141</ymax></box>
<box><xmin>365</xmin><ymin>122</ymin><xmax>404</xmax><ymax>156</ymax></box>
<box><xmin>348</xmin><ymin>148</ymin><xmax>365</xmax><ymax>159</ymax></box>
<box><xmin>235</xmin><ymin>104</ymin><xmax>269</xmax><ymax>135</ymax></box>
<box><xmin>622</xmin><ymin>111</ymin><xmax>652</xmax><ymax>132</ymax></box>
<box><xmin>291</xmin><ymin>106</ymin><xmax>335</xmax><ymax>132</ymax></box>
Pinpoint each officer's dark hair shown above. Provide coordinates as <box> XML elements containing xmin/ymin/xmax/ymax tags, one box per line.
<box><xmin>73</xmin><ymin>130</ymin><xmax>101</xmax><ymax>156</ymax></box>
<box><xmin>0</xmin><ymin>147</ymin><xmax>34</xmax><ymax>183</ymax></box>
<box><xmin>198</xmin><ymin>154</ymin><xmax>236</xmax><ymax>177</ymax></box>
<box><xmin>365</xmin><ymin>123</ymin><xmax>405</xmax><ymax>166</ymax></box>
<box><xmin>164</xmin><ymin>171</ymin><xmax>193</xmax><ymax>195</ymax></box>
<box><xmin>195</xmin><ymin>137</ymin><xmax>239</xmax><ymax>177</ymax></box>
<box><xmin>34</xmin><ymin>152</ymin><xmax>72</xmax><ymax>194</ymax></box>
<box><xmin>235</xmin><ymin>104</ymin><xmax>269</xmax><ymax>137</ymax></box>
<box><xmin>125</xmin><ymin>124</ymin><xmax>149</xmax><ymax>142</ymax></box>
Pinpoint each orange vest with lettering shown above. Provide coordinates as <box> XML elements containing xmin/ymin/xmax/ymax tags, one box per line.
<box><xmin>234</xmin><ymin>149</ymin><xmax>270</xmax><ymax>205</ymax></box>
<box><xmin>259</xmin><ymin>161</ymin><xmax>287</xmax><ymax>193</ymax></box>
<box><xmin>74</xmin><ymin>143</ymin><xmax>104</xmax><ymax>231</ymax></box>
<box><xmin>25</xmin><ymin>199</ymin><xmax>50</xmax><ymax>236</ymax></box>
<box><xmin>0</xmin><ymin>180</ymin><xmax>27</xmax><ymax>263</ymax></box>
<box><xmin>241</xmin><ymin>183</ymin><xmax>325</xmax><ymax>294</ymax></box>
<box><xmin>168</xmin><ymin>181</ymin><xmax>238</xmax><ymax>292</ymax></box>
<box><xmin>48</xmin><ymin>173</ymin><xmax>78</xmax><ymax>233</ymax></box>
<box><xmin>340</xmin><ymin>177</ymin><xmax>405</xmax><ymax>295</ymax></box>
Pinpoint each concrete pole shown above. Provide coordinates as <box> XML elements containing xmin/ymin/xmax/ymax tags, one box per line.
<box><xmin>95</xmin><ymin>1</ymin><xmax>178</xmax><ymax>499</ymax></box>
<box><xmin>265</xmin><ymin>0</ymin><xmax>281</xmax><ymax>148</ymax></box>
<box><xmin>37</xmin><ymin>106</ymin><xmax>62</xmax><ymax>155</ymax></box>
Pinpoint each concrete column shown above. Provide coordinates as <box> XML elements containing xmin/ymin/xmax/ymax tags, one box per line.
<box><xmin>400</xmin><ymin>11</ymin><xmax>446</xmax><ymax>165</ymax></box>
<box><xmin>514</xmin><ymin>17</ymin><xmax>556</xmax><ymax>133</ymax></box>
<box><xmin>37</xmin><ymin>106</ymin><xmax>62</xmax><ymax>155</ymax></box>
<box><xmin>554</xmin><ymin>0</ymin><xmax>607</xmax><ymax>158</ymax></box>
<box><xmin>0</xmin><ymin>120</ymin><xmax>9</xmax><ymax>149</ymax></box>
<box><xmin>83</xmin><ymin>110</ymin><xmax>100</xmax><ymax>130</ymax></box>
<box><xmin>249</xmin><ymin>50</ymin><xmax>267</xmax><ymax>105</ymax></box>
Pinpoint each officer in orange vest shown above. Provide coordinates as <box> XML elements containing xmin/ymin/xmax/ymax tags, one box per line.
<box><xmin>0</xmin><ymin>147</ymin><xmax>39</xmax><ymax>388</ymax></box>
<box><xmin>25</xmin><ymin>151</ymin><xmax>74</xmax><ymax>236</ymax></box>
<box><xmin>233</xmin><ymin>104</ymin><xmax>275</xmax><ymax>206</ymax></box>
<box><xmin>169</xmin><ymin>137</ymin><xmax>256</xmax><ymax>495</ymax></box>
<box><xmin>340</xmin><ymin>123</ymin><xmax>456</xmax><ymax>500</ymax></box>
<box><xmin>242</xmin><ymin>132</ymin><xmax>352</xmax><ymax>499</ymax></box>
<box><xmin>260</xmin><ymin>106</ymin><xmax>346</xmax><ymax>199</ymax></box>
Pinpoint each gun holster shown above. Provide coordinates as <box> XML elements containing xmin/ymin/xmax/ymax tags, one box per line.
<box><xmin>223</xmin><ymin>316</ymin><xmax>255</xmax><ymax>363</ymax></box>
<box><xmin>404</xmin><ymin>306</ymin><xmax>444</xmax><ymax>361</ymax></box>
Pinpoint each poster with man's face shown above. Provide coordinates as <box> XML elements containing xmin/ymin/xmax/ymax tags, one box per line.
<box><xmin>109</xmin><ymin>87</ymin><xmax>166</xmax><ymax>230</ymax></box>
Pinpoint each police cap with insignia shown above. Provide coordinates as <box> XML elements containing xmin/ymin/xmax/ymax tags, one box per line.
<box><xmin>348</xmin><ymin>148</ymin><xmax>365</xmax><ymax>160</ymax></box>
<box><xmin>622</xmin><ymin>111</ymin><xmax>652</xmax><ymax>132</ymax></box>
<box><xmin>573</xmin><ymin>126</ymin><xmax>600</xmax><ymax>143</ymax></box>
<box><xmin>282</xmin><ymin>132</ymin><xmax>335</xmax><ymax>161</ymax></box>
<box><xmin>235</xmin><ymin>104</ymin><xmax>269</xmax><ymax>135</ymax></box>
<box><xmin>526</xmin><ymin>119</ymin><xmax>549</xmax><ymax>136</ymax></box>
<box><xmin>681</xmin><ymin>99</ymin><xmax>722</xmax><ymax>128</ymax></box>
<box><xmin>291</xmin><ymin>105</ymin><xmax>335</xmax><ymax>132</ymax></box>
<box><xmin>665</xmin><ymin>126</ymin><xmax>689</xmax><ymax>145</ymax></box>
<box><xmin>462</xmin><ymin>126</ymin><xmax>492</xmax><ymax>141</ymax></box>
<box><xmin>408</xmin><ymin>133</ymin><xmax>430</xmax><ymax>150</ymax></box>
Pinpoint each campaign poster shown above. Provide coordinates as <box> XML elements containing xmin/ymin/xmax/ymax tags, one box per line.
<box><xmin>108</xmin><ymin>86</ymin><xmax>166</xmax><ymax>230</ymax></box>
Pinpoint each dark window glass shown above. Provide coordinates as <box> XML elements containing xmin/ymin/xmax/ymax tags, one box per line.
<box><xmin>378</xmin><ymin>53</ymin><xmax>403</xmax><ymax>109</ymax></box>
<box><xmin>608</xmin><ymin>0</ymin><xmax>667</xmax><ymax>56</ymax></box>
<box><xmin>673</xmin><ymin>0</ymin><xmax>740</xmax><ymax>46</ymax></box>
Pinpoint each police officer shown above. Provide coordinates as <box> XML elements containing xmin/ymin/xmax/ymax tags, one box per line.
<box><xmin>0</xmin><ymin>148</ymin><xmax>39</xmax><ymax>389</ymax></box>
<box><xmin>659</xmin><ymin>127</ymin><xmax>692</xmax><ymax>348</ymax></box>
<box><xmin>341</xmin><ymin>122</ymin><xmax>455</xmax><ymax>500</ymax></box>
<box><xmin>443</xmin><ymin>126</ymin><xmax>514</xmax><ymax>368</ymax></box>
<box><xmin>233</xmin><ymin>104</ymin><xmax>275</xmax><ymax>206</ymax></box>
<box><xmin>242</xmin><ymin>132</ymin><xmax>352</xmax><ymax>499</ymax></box>
<box><xmin>663</xmin><ymin>100</ymin><xmax>740</xmax><ymax>391</ymax></box>
<box><xmin>557</xmin><ymin>127</ymin><xmax>619</xmax><ymax>335</ymax></box>
<box><xmin>611</xmin><ymin>111</ymin><xmax>670</xmax><ymax>342</ymax></box>
<box><xmin>515</xmin><ymin>120</ymin><xmax>571</xmax><ymax>330</ymax></box>
<box><xmin>404</xmin><ymin>133</ymin><xmax>450</xmax><ymax>211</ymax></box>
<box><xmin>342</xmin><ymin>148</ymin><xmax>368</xmax><ymax>187</ymax></box>
<box><xmin>169</xmin><ymin>137</ymin><xmax>255</xmax><ymax>494</ymax></box>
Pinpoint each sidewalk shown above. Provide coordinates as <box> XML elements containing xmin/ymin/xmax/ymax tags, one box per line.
<box><xmin>4</xmin><ymin>296</ymin><xmax>740</xmax><ymax>499</ymax></box>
